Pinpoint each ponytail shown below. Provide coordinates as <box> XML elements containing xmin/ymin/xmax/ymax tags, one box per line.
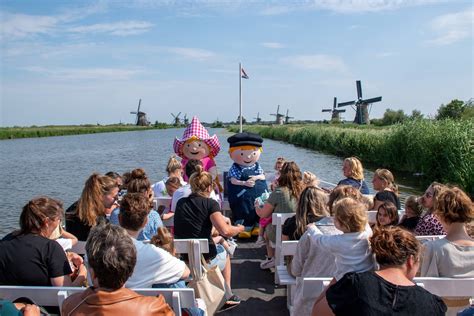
<box><xmin>19</xmin><ymin>197</ymin><xmax>63</xmax><ymax>235</ymax></box>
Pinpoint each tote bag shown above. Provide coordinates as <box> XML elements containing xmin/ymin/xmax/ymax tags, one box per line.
<box><xmin>188</xmin><ymin>241</ymin><xmax>226</xmax><ymax>315</ymax></box>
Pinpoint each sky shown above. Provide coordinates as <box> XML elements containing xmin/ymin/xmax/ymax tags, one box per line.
<box><xmin>0</xmin><ymin>0</ymin><xmax>472</xmax><ymax>127</ymax></box>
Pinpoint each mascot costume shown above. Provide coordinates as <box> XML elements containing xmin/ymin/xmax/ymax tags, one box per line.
<box><xmin>173</xmin><ymin>116</ymin><xmax>222</xmax><ymax>191</ymax></box>
<box><xmin>227</xmin><ymin>132</ymin><xmax>267</xmax><ymax>238</ymax></box>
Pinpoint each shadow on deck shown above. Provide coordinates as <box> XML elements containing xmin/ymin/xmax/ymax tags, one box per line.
<box><xmin>218</xmin><ymin>238</ymin><xmax>289</xmax><ymax>316</ymax></box>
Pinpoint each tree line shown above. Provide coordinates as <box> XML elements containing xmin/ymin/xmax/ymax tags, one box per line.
<box><xmin>371</xmin><ymin>99</ymin><xmax>474</xmax><ymax>126</ymax></box>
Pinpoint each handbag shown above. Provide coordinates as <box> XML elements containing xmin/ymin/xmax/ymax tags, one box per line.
<box><xmin>187</xmin><ymin>241</ymin><xmax>227</xmax><ymax>315</ymax></box>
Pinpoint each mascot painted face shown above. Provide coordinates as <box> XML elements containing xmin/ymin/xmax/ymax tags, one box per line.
<box><xmin>173</xmin><ymin>117</ymin><xmax>221</xmax><ymax>188</ymax></box>
<box><xmin>227</xmin><ymin>132</ymin><xmax>268</xmax><ymax>238</ymax></box>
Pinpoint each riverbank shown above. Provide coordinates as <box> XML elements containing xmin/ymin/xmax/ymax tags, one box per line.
<box><xmin>0</xmin><ymin>124</ymin><xmax>169</xmax><ymax>140</ymax></box>
<box><xmin>230</xmin><ymin>119</ymin><xmax>473</xmax><ymax>195</ymax></box>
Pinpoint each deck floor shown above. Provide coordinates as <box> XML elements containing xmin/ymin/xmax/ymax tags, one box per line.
<box><xmin>219</xmin><ymin>238</ymin><xmax>289</xmax><ymax>316</ymax></box>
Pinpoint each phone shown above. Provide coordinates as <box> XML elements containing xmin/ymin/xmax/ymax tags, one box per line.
<box><xmin>235</xmin><ymin>219</ymin><xmax>245</xmax><ymax>225</ymax></box>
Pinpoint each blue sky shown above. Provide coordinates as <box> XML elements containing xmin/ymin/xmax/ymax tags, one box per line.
<box><xmin>1</xmin><ymin>0</ymin><xmax>472</xmax><ymax>126</ymax></box>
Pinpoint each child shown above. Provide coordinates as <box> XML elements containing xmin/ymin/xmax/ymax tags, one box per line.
<box><xmin>310</xmin><ymin>197</ymin><xmax>375</xmax><ymax>281</ymax></box>
<box><xmin>398</xmin><ymin>195</ymin><xmax>423</xmax><ymax>232</ymax></box>
<box><xmin>268</xmin><ymin>157</ymin><xmax>286</xmax><ymax>191</ymax></box>
<box><xmin>376</xmin><ymin>201</ymin><xmax>399</xmax><ymax>228</ymax></box>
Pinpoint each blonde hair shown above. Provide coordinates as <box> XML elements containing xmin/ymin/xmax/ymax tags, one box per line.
<box><xmin>344</xmin><ymin>157</ymin><xmax>364</xmax><ymax>181</ymax></box>
<box><xmin>435</xmin><ymin>186</ymin><xmax>474</xmax><ymax>224</ymax></box>
<box><xmin>229</xmin><ymin>145</ymin><xmax>263</xmax><ymax>154</ymax></box>
<box><xmin>151</xmin><ymin>227</ymin><xmax>176</xmax><ymax>256</ymax></box>
<box><xmin>374</xmin><ymin>169</ymin><xmax>398</xmax><ymax>194</ymax></box>
<box><xmin>77</xmin><ymin>174</ymin><xmax>118</xmax><ymax>227</ymax></box>
<box><xmin>333</xmin><ymin>197</ymin><xmax>367</xmax><ymax>232</ymax></box>
<box><xmin>166</xmin><ymin>155</ymin><xmax>182</xmax><ymax>175</ymax></box>
<box><xmin>327</xmin><ymin>185</ymin><xmax>364</xmax><ymax>215</ymax></box>
<box><xmin>295</xmin><ymin>187</ymin><xmax>329</xmax><ymax>238</ymax></box>
<box><xmin>189</xmin><ymin>165</ymin><xmax>213</xmax><ymax>197</ymax></box>
<box><xmin>303</xmin><ymin>171</ymin><xmax>319</xmax><ymax>187</ymax></box>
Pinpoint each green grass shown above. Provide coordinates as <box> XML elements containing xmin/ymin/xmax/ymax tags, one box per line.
<box><xmin>229</xmin><ymin>120</ymin><xmax>474</xmax><ymax>194</ymax></box>
<box><xmin>0</xmin><ymin>124</ymin><xmax>169</xmax><ymax>140</ymax></box>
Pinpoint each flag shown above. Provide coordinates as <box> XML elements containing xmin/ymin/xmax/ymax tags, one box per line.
<box><xmin>241</xmin><ymin>68</ymin><xmax>249</xmax><ymax>79</ymax></box>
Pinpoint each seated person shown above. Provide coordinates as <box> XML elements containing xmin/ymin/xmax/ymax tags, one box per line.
<box><xmin>118</xmin><ymin>193</ymin><xmax>190</xmax><ymax>288</ymax></box>
<box><xmin>375</xmin><ymin>201</ymin><xmax>399</xmax><ymax>228</ymax></box>
<box><xmin>398</xmin><ymin>195</ymin><xmax>423</xmax><ymax>231</ymax></box>
<box><xmin>0</xmin><ymin>197</ymin><xmax>86</xmax><ymax>287</ymax></box>
<box><xmin>110</xmin><ymin>168</ymin><xmax>163</xmax><ymax>241</ymax></box>
<box><xmin>337</xmin><ymin>157</ymin><xmax>370</xmax><ymax>194</ymax></box>
<box><xmin>312</xmin><ymin>226</ymin><xmax>447</xmax><ymax>316</ymax></box>
<box><xmin>62</xmin><ymin>224</ymin><xmax>174</xmax><ymax>315</ymax></box>
<box><xmin>371</xmin><ymin>169</ymin><xmax>401</xmax><ymax>210</ymax></box>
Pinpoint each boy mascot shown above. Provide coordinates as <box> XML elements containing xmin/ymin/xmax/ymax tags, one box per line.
<box><xmin>173</xmin><ymin>116</ymin><xmax>221</xmax><ymax>190</ymax></box>
<box><xmin>227</xmin><ymin>132</ymin><xmax>267</xmax><ymax>238</ymax></box>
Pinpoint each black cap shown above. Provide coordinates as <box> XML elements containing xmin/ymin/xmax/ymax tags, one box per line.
<box><xmin>227</xmin><ymin>132</ymin><xmax>263</xmax><ymax>148</ymax></box>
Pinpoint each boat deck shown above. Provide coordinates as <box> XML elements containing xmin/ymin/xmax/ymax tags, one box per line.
<box><xmin>219</xmin><ymin>238</ymin><xmax>289</xmax><ymax>315</ymax></box>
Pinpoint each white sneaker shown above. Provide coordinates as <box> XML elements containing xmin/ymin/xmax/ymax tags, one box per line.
<box><xmin>260</xmin><ymin>257</ymin><xmax>275</xmax><ymax>269</ymax></box>
<box><xmin>226</xmin><ymin>239</ymin><xmax>238</xmax><ymax>257</ymax></box>
<box><xmin>255</xmin><ymin>236</ymin><xmax>266</xmax><ymax>247</ymax></box>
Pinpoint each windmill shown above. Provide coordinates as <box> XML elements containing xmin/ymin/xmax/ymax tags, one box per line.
<box><xmin>338</xmin><ymin>80</ymin><xmax>382</xmax><ymax>124</ymax></box>
<box><xmin>270</xmin><ymin>105</ymin><xmax>285</xmax><ymax>125</ymax></box>
<box><xmin>171</xmin><ymin>112</ymin><xmax>182</xmax><ymax>126</ymax></box>
<box><xmin>284</xmin><ymin>109</ymin><xmax>294</xmax><ymax>124</ymax></box>
<box><xmin>183</xmin><ymin>114</ymin><xmax>189</xmax><ymax>125</ymax></box>
<box><xmin>253</xmin><ymin>112</ymin><xmax>262</xmax><ymax>124</ymax></box>
<box><xmin>130</xmin><ymin>99</ymin><xmax>149</xmax><ymax>126</ymax></box>
<box><xmin>322</xmin><ymin>97</ymin><xmax>346</xmax><ymax>121</ymax></box>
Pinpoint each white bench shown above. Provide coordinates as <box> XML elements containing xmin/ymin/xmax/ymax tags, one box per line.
<box><xmin>414</xmin><ymin>277</ymin><xmax>474</xmax><ymax>297</ymax></box>
<box><xmin>272</xmin><ymin>213</ymin><xmax>295</xmax><ymax>283</ymax></box>
<box><xmin>0</xmin><ymin>286</ymin><xmax>195</xmax><ymax>316</ymax></box>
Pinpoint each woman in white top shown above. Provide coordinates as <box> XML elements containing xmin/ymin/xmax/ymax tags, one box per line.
<box><xmin>421</xmin><ymin>186</ymin><xmax>474</xmax><ymax>277</ymax></box>
<box><xmin>152</xmin><ymin>155</ymin><xmax>185</xmax><ymax>197</ymax></box>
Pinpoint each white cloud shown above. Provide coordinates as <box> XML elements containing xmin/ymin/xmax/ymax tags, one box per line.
<box><xmin>166</xmin><ymin>47</ymin><xmax>216</xmax><ymax>61</ymax></box>
<box><xmin>22</xmin><ymin>66</ymin><xmax>143</xmax><ymax>80</ymax></box>
<box><xmin>426</xmin><ymin>8</ymin><xmax>473</xmax><ymax>46</ymax></box>
<box><xmin>261</xmin><ymin>42</ymin><xmax>285</xmax><ymax>49</ymax></box>
<box><xmin>0</xmin><ymin>13</ymin><xmax>60</xmax><ymax>40</ymax></box>
<box><xmin>259</xmin><ymin>0</ymin><xmax>448</xmax><ymax>15</ymax></box>
<box><xmin>68</xmin><ymin>21</ymin><xmax>154</xmax><ymax>36</ymax></box>
<box><xmin>281</xmin><ymin>54</ymin><xmax>347</xmax><ymax>73</ymax></box>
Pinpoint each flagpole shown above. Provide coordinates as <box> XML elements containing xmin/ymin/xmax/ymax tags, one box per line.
<box><xmin>239</xmin><ymin>62</ymin><xmax>243</xmax><ymax>133</ymax></box>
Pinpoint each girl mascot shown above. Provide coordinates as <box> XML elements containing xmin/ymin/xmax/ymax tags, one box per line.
<box><xmin>173</xmin><ymin>116</ymin><xmax>222</xmax><ymax>191</ymax></box>
<box><xmin>227</xmin><ymin>132</ymin><xmax>268</xmax><ymax>239</ymax></box>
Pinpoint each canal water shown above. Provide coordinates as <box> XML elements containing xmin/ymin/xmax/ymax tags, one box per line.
<box><xmin>0</xmin><ymin>128</ymin><xmax>422</xmax><ymax>237</ymax></box>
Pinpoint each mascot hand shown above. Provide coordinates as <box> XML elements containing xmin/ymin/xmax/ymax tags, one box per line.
<box><xmin>244</xmin><ymin>179</ymin><xmax>256</xmax><ymax>187</ymax></box>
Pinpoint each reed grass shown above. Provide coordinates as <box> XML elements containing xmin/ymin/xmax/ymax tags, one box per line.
<box><xmin>230</xmin><ymin>120</ymin><xmax>474</xmax><ymax>194</ymax></box>
<box><xmin>0</xmin><ymin>124</ymin><xmax>167</xmax><ymax>140</ymax></box>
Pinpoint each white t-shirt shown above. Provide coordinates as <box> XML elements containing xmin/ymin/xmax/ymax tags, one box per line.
<box><xmin>311</xmin><ymin>223</ymin><xmax>375</xmax><ymax>280</ymax></box>
<box><xmin>152</xmin><ymin>178</ymin><xmax>169</xmax><ymax>197</ymax></box>
<box><xmin>55</xmin><ymin>238</ymin><xmax>73</xmax><ymax>251</ymax></box>
<box><xmin>170</xmin><ymin>184</ymin><xmax>220</xmax><ymax>213</ymax></box>
<box><xmin>126</xmin><ymin>238</ymin><xmax>187</xmax><ymax>288</ymax></box>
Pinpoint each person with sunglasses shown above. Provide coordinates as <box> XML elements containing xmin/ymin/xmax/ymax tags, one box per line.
<box><xmin>414</xmin><ymin>182</ymin><xmax>447</xmax><ymax>236</ymax></box>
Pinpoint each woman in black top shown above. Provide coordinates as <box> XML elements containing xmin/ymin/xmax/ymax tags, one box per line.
<box><xmin>174</xmin><ymin>164</ymin><xmax>244</xmax><ymax>305</ymax></box>
<box><xmin>66</xmin><ymin>173</ymin><xmax>119</xmax><ymax>241</ymax></box>
<box><xmin>312</xmin><ymin>226</ymin><xmax>447</xmax><ymax>316</ymax></box>
<box><xmin>372</xmin><ymin>169</ymin><xmax>401</xmax><ymax>210</ymax></box>
<box><xmin>0</xmin><ymin>197</ymin><xmax>86</xmax><ymax>286</ymax></box>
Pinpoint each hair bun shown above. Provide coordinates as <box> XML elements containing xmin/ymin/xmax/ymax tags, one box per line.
<box><xmin>131</xmin><ymin>168</ymin><xmax>147</xmax><ymax>180</ymax></box>
<box><xmin>194</xmin><ymin>164</ymin><xmax>203</xmax><ymax>174</ymax></box>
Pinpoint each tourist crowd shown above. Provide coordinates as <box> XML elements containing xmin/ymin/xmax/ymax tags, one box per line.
<box><xmin>0</xmin><ymin>155</ymin><xmax>472</xmax><ymax>316</ymax></box>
